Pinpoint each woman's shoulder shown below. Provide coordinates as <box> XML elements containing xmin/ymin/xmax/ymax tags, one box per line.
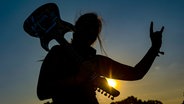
<box><xmin>44</xmin><ymin>45</ymin><xmax>65</xmax><ymax>59</ymax></box>
<box><xmin>50</xmin><ymin>45</ymin><xmax>62</xmax><ymax>51</ymax></box>
<box><xmin>49</xmin><ymin>45</ymin><xmax>68</xmax><ymax>54</ymax></box>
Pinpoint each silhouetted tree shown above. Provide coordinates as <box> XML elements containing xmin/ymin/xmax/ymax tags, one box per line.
<box><xmin>147</xmin><ymin>100</ymin><xmax>162</xmax><ymax>104</ymax></box>
<box><xmin>111</xmin><ymin>96</ymin><xmax>163</xmax><ymax>104</ymax></box>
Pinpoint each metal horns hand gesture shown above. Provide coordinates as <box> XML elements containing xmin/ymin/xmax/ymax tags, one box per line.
<box><xmin>150</xmin><ymin>21</ymin><xmax>164</xmax><ymax>56</ymax></box>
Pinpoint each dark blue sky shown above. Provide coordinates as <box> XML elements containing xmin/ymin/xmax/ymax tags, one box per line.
<box><xmin>0</xmin><ymin>0</ymin><xmax>184</xmax><ymax>104</ymax></box>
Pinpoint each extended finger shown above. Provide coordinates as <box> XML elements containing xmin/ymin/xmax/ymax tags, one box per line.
<box><xmin>160</xmin><ymin>26</ymin><xmax>164</xmax><ymax>33</ymax></box>
<box><xmin>150</xmin><ymin>21</ymin><xmax>153</xmax><ymax>34</ymax></box>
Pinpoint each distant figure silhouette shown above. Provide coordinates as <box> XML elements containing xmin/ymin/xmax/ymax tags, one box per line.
<box><xmin>24</xmin><ymin>3</ymin><xmax>165</xmax><ymax>104</ymax></box>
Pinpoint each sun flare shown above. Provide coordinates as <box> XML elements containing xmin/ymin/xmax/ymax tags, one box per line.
<box><xmin>107</xmin><ymin>78</ymin><xmax>116</xmax><ymax>88</ymax></box>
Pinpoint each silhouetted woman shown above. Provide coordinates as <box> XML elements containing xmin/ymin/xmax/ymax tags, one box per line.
<box><xmin>37</xmin><ymin>13</ymin><xmax>164</xmax><ymax>104</ymax></box>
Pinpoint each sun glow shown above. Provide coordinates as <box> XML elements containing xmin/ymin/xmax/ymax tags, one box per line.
<box><xmin>107</xmin><ymin>78</ymin><xmax>117</xmax><ymax>88</ymax></box>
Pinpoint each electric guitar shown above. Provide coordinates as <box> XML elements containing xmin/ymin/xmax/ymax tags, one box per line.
<box><xmin>23</xmin><ymin>3</ymin><xmax>120</xmax><ymax>100</ymax></box>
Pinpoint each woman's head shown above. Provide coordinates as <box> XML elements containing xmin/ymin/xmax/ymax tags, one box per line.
<box><xmin>72</xmin><ymin>13</ymin><xmax>102</xmax><ymax>46</ymax></box>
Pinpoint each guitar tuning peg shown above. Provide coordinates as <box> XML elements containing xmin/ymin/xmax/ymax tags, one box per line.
<box><xmin>111</xmin><ymin>97</ymin><xmax>114</xmax><ymax>100</ymax></box>
<box><xmin>101</xmin><ymin>90</ymin><xmax>104</xmax><ymax>94</ymax></box>
<box><xmin>104</xmin><ymin>93</ymin><xmax>107</xmax><ymax>96</ymax></box>
<box><xmin>97</xmin><ymin>88</ymin><xmax>101</xmax><ymax>92</ymax></box>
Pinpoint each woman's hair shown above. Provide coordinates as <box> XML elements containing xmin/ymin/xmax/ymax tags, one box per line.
<box><xmin>73</xmin><ymin>12</ymin><xmax>107</xmax><ymax>55</ymax></box>
<box><xmin>75</xmin><ymin>13</ymin><xmax>102</xmax><ymax>35</ymax></box>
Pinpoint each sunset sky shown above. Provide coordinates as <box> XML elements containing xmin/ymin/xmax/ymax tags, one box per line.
<box><xmin>0</xmin><ymin>0</ymin><xmax>184</xmax><ymax>104</ymax></box>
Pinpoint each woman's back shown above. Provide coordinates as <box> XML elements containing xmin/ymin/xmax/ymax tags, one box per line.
<box><xmin>37</xmin><ymin>45</ymin><xmax>99</xmax><ymax>104</ymax></box>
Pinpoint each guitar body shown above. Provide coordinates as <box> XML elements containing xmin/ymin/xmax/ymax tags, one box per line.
<box><xmin>23</xmin><ymin>3</ymin><xmax>74</xmax><ymax>51</ymax></box>
<box><xmin>23</xmin><ymin>3</ymin><xmax>60</xmax><ymax>37</ymax></box>
<box><xmin>23</xmin><ymin>3</ymin><xmax>120</xmax><ymax>101</ymax></box>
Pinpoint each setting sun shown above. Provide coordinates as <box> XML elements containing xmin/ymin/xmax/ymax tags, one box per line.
<box><xmin>107</xmin><ymin>78</ymin><xmax>117</xmax><ymax>88</ymax></box>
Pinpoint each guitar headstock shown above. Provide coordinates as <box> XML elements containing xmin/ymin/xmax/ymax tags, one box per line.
<box><xmin>95</xmin><ymin>77</ymin><xmax>120</xmax><ymax>100</ymax></box>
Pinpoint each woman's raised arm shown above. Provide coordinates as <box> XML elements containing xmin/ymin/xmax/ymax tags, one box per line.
<box><xmin>96</xmin><ymin>22</ymin><xmax>164</xmax><ymax>81</ymax></box>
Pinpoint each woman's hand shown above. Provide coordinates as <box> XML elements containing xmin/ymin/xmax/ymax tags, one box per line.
<box><xmin>150</xmin><ymin>21</ymin><xmax>164</xmax><ymax>50</ymax></box>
